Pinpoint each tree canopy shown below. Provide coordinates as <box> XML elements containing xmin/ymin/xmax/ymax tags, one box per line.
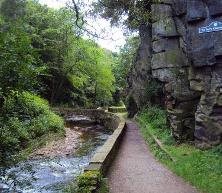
<box><xmin>0</xmin><ymin>0</ymin><xmax>116</xmax><ymax>107</ymax></box>
<box><xmin>0</xmin><ymin>0</ymin><xmax>116</xmax><ymax>163</ymax></box>
<box><xmin>92</xmin><ymin>0</ymin><xmax>153</xmax><ymax>30</ymax></box>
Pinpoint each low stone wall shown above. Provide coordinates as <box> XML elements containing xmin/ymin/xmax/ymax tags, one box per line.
<box><xmin>78</xmin><ymin>116</ymin><xmax>125</xmax><ymax>192</ymax></box>
<box><xmin>85</xmin><ymin>116</ymin><xmax>125</xmax><ymax>175</ymax></box>
<box><xmin>108</xmin><ymin>106</ymin><xmax>127</xmax><ymax>113</ymax></box>
<box><xmin>53</xmin><ymin>107</ymin><xmax>121</xmax><ymax>131</ymax></box>
<box><xmin>53</xmin><ymin>108</ymin><xmax>126</xmax><ymax>192</ymax></box>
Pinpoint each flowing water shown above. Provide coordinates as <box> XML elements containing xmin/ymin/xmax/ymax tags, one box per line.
<box><xmin>0</xmin><ymin>115</ymin><xmax>111</xmax><ymax>193</ymax></box>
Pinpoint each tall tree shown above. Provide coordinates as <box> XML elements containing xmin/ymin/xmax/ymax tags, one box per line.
<box><xmin>0</xmin><ymin>0</ymin><xmax>39</xmax><ymax>96</ymax></box>
<box><xmin>112</xmin><ymin>36</ymin><xmax>140</xmax><ymax>89</ymax></box>
<box><xmin>92</xmin><ymin>0</ymin><xmax>153</xmax><ymax>30</ymax></box>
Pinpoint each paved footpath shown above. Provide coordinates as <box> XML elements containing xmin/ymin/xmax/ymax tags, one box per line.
<box><xmin>107</xmin><ymin>121</ymin><xmax>199</xmax><ymax>193</ymax></box>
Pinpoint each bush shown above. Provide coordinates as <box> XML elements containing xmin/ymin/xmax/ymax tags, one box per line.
<box><xmin>0</xmin><ymin>91</ymin><xmax>64</xmax><ymax>163</ymax></box>
<box><xmin>3</xmin><ymin>91</ymin><xmax>50</xmax><ymax>120</ymax></box>
<box><xmin>139</xmin><ymin>106</ymin><xmax>174</xmax><ymax>145</ymax></box>
<box><xmin>77</xmin><ymin>171</ymin><xmax>101</xmax><ymax>193</ymax></box>
<box><xmin>140</xmin><ymin>106</ymin><xmax>167</xmax><ymax>128</ymax></box>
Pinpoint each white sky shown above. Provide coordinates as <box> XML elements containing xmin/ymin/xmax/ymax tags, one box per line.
<box><xmin>38</xmin><ymin>0</ymin><xmax>126</xmax><ymax>52</ymax></box>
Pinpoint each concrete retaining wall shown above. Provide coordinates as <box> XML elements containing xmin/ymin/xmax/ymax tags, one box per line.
<box><xmin>53</xmin><ymin>108</ymin><xmax>126</xmax><ymax>192</ymax></box>
<box><xmin>53</xmin><ymin>107</ymin><xmax>121</xmax><ymax>131</ymax></box>
<box><xmin>85</xmin><ymin>116</ymin><xmax>126</xmax><ymax>175</ymax></box>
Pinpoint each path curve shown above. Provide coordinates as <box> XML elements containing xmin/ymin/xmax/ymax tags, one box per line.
<box><xmin>107</xmin><ymin>121</ymin><xmax>199</xmax><ymax>193</ymax></box>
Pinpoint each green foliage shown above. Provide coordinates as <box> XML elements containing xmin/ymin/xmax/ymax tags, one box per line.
<box><xmin>92</xmin><ymin>0</ymin><xmax>153</xmax><ymax>30</ymax></box>
<box><xmin>0</xmin><ymin>0</ymin><xmax>115</xmax><ymax>107</ymax></box>
<box><xmin>112</xmin><ymin>36</ymin><xmax>140</xmax><ymax>90</ymax></box>
<box><xmin>64</xmin><ymin>171</ymin><xmax>102</xmax><ymax>193</ymax></box>
<box><xmin>138</xmin><ymin>107</ymin><xmax>222</xmax><ymax>193</ymax></box>
<box><xmin>0</xmin><ymin>91</ymin><xmax>64</xmax><ymax>164</ymax></box>
<box><xmin>139</xmin><ymin>106</ymin><xmax>173</xmax><ymax>144</ymax></box>
<box><xmin>145</xmin><ymin>79</ymin><xmax>163</xmax><ymax>101</ymax></box>
<box><xmin>63</xmin><ymin>38</ymin><xmax>115</xmax><ymax>107</ymax></box>
<box><xmin>23</xmin><ymin>0</ymin><xmax>115</xmax><ymax>106</ymax></box>
<box><xmin>0</xmin><ymin>0</ymin><xmax>116</xmax><ymax>164</ymax></box>
<box><xmin>0</xmin><ymin>0</ymin><xmax>26</xmax><ymax>20</ymax></box>
<box><xmin>0</xmin><ymin>15</ymin><xmax>39</xmax><ymax>94</ymax></box>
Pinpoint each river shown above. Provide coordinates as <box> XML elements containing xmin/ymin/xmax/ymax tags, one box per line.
<box><xmin>0</xmin><ymin>115</ymin><xmax>111</xmax><ymax>193</ymax></box>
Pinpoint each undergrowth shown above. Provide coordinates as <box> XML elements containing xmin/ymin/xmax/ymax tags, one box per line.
<box><xmin>64</xmin><ymin>171</ymin><xmax>108</xmax><ymax>193</ymax></box>
<box><xmin>0</xmin><ymin>91</ymin><xmax>64</xmax><ymax>166</ymax></box>
<box><xmin>137</xmin><ymin>106</ymin><xmax>222</xmax><ymax>193</ymax></box>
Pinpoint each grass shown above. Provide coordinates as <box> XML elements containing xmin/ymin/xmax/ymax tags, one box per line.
<box><xmin>137</xmin><ymin>106</ymin><xmax>222</xmax><ymax>193</ymax></box>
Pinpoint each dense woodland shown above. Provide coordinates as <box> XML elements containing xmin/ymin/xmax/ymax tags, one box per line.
<box><xmin>0</xmin><ymin>0</ymin><xmax>138</xmax><ymax>164</ymax></box>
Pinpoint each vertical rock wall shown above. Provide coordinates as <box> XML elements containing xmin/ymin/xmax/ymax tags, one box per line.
<box><xmin>127</xmin><ymin>24</ymin><xmax>153</xmax><ymax>117</ymax></box>
<box><xmin>127</xmin><ymin>0</ymin><xmax>222</xmax><ymax>147</ymax></box>
<box><xmin>184</xmin><ymin>0</ymin><xmax>222</xmax><ymax>146</ymax></box>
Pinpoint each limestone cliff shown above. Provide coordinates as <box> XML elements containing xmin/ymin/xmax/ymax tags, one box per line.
<box><xmin>127</xmin><ymin>0</ymin><xmax>222</xmax><ymax>147</ymax></box>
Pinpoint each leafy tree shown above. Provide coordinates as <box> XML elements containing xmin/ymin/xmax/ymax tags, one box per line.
<box><xmin>0</xmin><ymin>0</ymin><xmax>117</xmax><ymax>164</ymax></box>
<box><xmin>112</xmin><ymin>36</ymin><xmax>140</xmax><ymax>89</ymax></box>
<box><xmin>92</xmin><ymin>0</ymin><xmax>153</xmax><ymax>30</ymax></box>
<box><xmin>24</xmin><ymin>1</ymin><xmax>115</xmax><ymax>106</ymax></box>
<box><xmin>64</xmin><ymin>38</ymin><xmax>115</xmax><ymax>107</ymax></box>
<box><xmin>0</xmin><ymin>0</ymin><xmax>40</xmax><ymax>95</ymax></box>
<box><xmin>0</xmin><ymin>0</ymin><xmax>26</xmax><ymax>20</ymax></box>
<box><xmin>24</xmin><ymin>2</ymin><xmax>75</xmax><ymax>103</ymax></box>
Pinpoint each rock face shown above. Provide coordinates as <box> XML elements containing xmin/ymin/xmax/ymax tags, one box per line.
<box><xmin>127</xmin><ymin>0</ymin><xmax>222</xmax><ymax>146</ymax></box>
<box><xmin>127</xmin><ymin>24</ymin><xmax>152</xmax><ymax>118</ymax></box>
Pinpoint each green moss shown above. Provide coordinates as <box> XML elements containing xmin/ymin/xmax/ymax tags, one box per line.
<box><xmin>137</xmin><ymin>106</ymin><xmax>222</xmax><ymax>193</ymax></box>
<box><xmin>64</xmin><ymin>171</ymin><xmax>102</xmax><ymax>193</ymax></box>
<box><xmin>165</xmin><ymin>50</ymin><xmax>183</xmax><ymax>66</ymax></box>
<box><xmin>64</xmin><ymin>170</ymin><xmax>109</xmax><ymax>193</ymax></box>
<box><xmin>78</xmin><ymin>171</ymin><xmax>101</xmax><ymax>188</ymax></box>
<box><xmin>108</xmin><ymin>106</ymin><xmax>126</xmax><ymax>113</ymax></box>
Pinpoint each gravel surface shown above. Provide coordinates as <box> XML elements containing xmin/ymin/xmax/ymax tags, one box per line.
<box><xmin>31</xmin><ymin>127</ymin><xmax>81</xmax><ymax>158</ymax></box>
<box><xmin>107</xmin><ymin>121</ymin><xmax>199</xmax><ymax>193</ymax></box>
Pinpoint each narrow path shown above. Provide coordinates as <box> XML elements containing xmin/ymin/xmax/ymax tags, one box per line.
<box><xmin>107</xmin><ymin>121</ymin><xmax>199</xmax><ymax>193</ymax></box>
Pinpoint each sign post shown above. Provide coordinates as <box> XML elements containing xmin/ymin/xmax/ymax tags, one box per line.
<box><xmin>199</xmin><ymin>21</ymin><xmax>222</xmax><ymax>34</ymax></box>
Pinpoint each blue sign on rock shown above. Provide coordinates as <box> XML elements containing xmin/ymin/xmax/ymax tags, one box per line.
<box><xmin>199</xmin><ymin>21</ymin><xmax>222</xmax><ymax>34</ymax></box>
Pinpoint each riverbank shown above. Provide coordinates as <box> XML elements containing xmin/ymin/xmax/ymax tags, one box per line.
<box><xmin>68</xmin><ymin>112</ymin><xmax>126</xmax><ymax>193</ymax></box>
<box><xmin>137</xmin><ymin>106</ymin><xmax>222</xmax><ymax>193</ymax></box>
<box><xmin>1</xmin><ymin>130</ymin><xmax>65</xmax><ymax>168</ymax></box>
<box><xmin>0</xmin><ymin>109</ymin><xmax>119</xmax><ymax>192</ymax></box>
<box><xmin>30</xmin><ymin>127</ymin><xmax>81</xmax><ymax>159</ymax></box>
